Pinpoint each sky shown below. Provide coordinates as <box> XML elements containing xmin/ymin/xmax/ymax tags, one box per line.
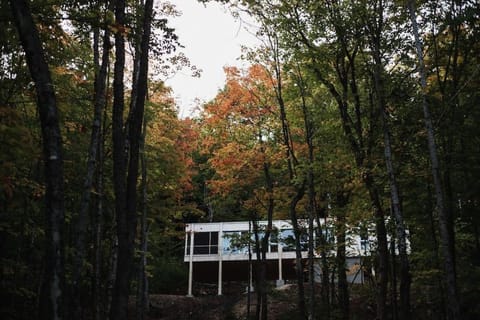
<box><xmin>164</xmin><ymin>0</ymin><xmax>259</xmax><ymax>118</ymax></box>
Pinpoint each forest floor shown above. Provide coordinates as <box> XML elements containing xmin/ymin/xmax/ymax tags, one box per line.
<box><xmin>135</xmin><ymin>283</ymin><xmax>375</xmax><ymax>320</ymax></box>
<box><xmin>143</xmin><ymin>285</ymin><xmax>297</xmax><ymax>320</ymax></box>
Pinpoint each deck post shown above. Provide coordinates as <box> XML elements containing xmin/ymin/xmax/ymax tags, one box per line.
<box><xmin>276</xmin><ymin>244</ymin><xmax>285</xmax><ymax>287</ymax></box>
<box><xmin>218</xmin><ymin>223</ymin><xmax>223</xmax><ymax>295</ymax></box>
<box><xmin>187</xmin><ymin>229</ymin><xmax>194</xmax><ymax>296</ymax></box>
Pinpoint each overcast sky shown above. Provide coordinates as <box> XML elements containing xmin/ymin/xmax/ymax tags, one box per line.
<box><xmin>164</xmin><ymin>0</ymin><xmax>259</xmax><ymax>117</ymax></box>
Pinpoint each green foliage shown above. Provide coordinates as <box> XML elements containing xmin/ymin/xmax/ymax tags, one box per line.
<box><xmin>2</xmin><ymin>0</ymin><xmax>480</xmax><ymax>318</ymax></box>
<box><xmin>148</xmin><ymin>256</ymin><xmax>188</xmax><ymax>294</ymax></box>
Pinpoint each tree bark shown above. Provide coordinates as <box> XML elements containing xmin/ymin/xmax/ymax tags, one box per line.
<box><xmin>363</xmin><ymin>172</ymin><xmax>389</xmax><ymax>320</ymax></box>
<box><xmin>266</xmin><ymin>30</ymin><xmax>307</xmax><ymax>319</ymax></box>
<box><xmin>136</xmin><ymin>119</ymin><xmax>149</xmax><ymax>320</ymax></box>
<box><xmin>295</xmin><ymin>63</ymin><xmax>317</xmax><ymax>320</ymax></box>
<box><xmin>256</xmin><ymin>144</ymin><xmax>275</xmax><ymax>320</ymax></box>
<box><xmin>10</xmin><ymin>1</ymin><xmax>66</xmax><ymax>319</ymax></box>
<box><xmin>290</xmin><ymin>184</ymin><xmax>307</xmax><ymax>320</ymax></box>
<box><xmin>251</xmin><ymin>218</ymin><xmax>263</xmax><ymax>320</ymax></box>
<box><xmin>109</xmin><ymin>0</ymin><xmax>128</xmax><ymax>317</ymax></box>
<box><xmin>73</xmin><ymin>7</ymin><xmax>112</xmax><ymax>319</ymax></box>
<box><xmin>110</xmin><ymin>0</ymin><xmax>154</xmax><ymax>319</ymax></box>
<box><xmin>93</xmin><ymin>117</ymin><xmax>105</xmax><ymax>320</ymax></box>
<box><xmin>335</xmin><ymin>193</ymin><xmax>349</xmax><ymax>320</ymax></box>
<box><xmin>407</xmin><ymin>2</ymin><xmax>460</xmax><ymax>319</ymax></box>
<box><xmin>367</xmin><ymin>2</ymin><xmax>411</xmax><ymax>316</ymax></box>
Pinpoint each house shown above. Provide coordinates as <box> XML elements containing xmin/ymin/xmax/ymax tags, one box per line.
<box><xmin>184</xmin><ymin>219</ymin><xmax>374</xmax><ymax>296</ymax></box>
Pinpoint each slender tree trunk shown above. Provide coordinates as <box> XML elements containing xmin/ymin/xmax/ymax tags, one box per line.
<box><xmin>290</xmin><ymin>185</ymin><xmax>307</xmax><ymax>320</ymax></box>
<box><xmin>267</xmin><ymin>32</ymin><xmax>307</xmax><ymax>319</ymax></box>
<box><xmin>90</xmin><ymin>21</ymin><xmax>101</xmax><ymax>320</ymax></box>
<box><xmin>312</xmin><ymin>64</ymin><xmax>389</xmax><ymax>320</ymax></box>
<box><xmin>335</xmin><ymin>194</ymin><xmax>349</xmax><ymax>320</ymax></box>
<box><xmin>408</xmin><ymin>2</ymin><xmax>460</xmax><ymax>319</ymax></box>
<box><xmin>93</xmin><ymin>125</ymin><xmax>105</xmax><ymax>320</ymax></box>
<box><xmin>136</xmin><ymin>120</ymin><xmax>149</xmax><ymax>320</ymax></box>
<box><xmin>432</xmin><ymin>0</ymin><xmax>463</xmax><ymax>283</ymax></box>
<box><xmin>307</xmin><ymin>168</ymin><xmax>315</xmax><ymax>320</ymax></box>
<box><xmin>316</xmin><ymin>213</ymin><xmax>330</xmax><ymax>316</ymax></box>
<box><xmin>92</xmin><ymin>20</ymin><xmax>111</xmax><ymax>319</ymax></box>
<box><xmin>247</xmin><ymin>221</ymin><xmax>253</xmax><ymax>319</ymax></box>
<box><xmin>73</xmin><ymin>9</ymin><xmax>112</xmax><ymax>320</ymax></box>
<box><xmin>363</xmin><ymin>172</ymin><xmax>389</xmax><ymax>320</ymax></box>
<box><xmin>259</xmin><ymin>151</ymin><xmax>275</xmax><ymax>320</ymax></box>
<box><xmin>368</xmin><ymin>5</ymin><xmax>411</xmax><ymax>314</ymax></box>
<box><xmin>251</xmin><ymin>219</ymin><xmax>263</xmax><ymax>320</ymax></box>
<box><xmin>390</xmin><ymin>235</ymin><xmax>399</xmax><ymax>320</ymax></box>
<box><xmin>109</xmin><ymin>0</ymin><xmax>128</xmax><ymax>317</ymax></box>
<box><xmin>10</xmin><ymin>1</ymin><xmax>66</xmax><ymax>319</ymax></box>
<box><xmin>296</xmin><ymin>64</ymin><xmax>317</xmax><ymax>320</ymax></box>
<box><xmin>110</xmin><ymin>1</ymin><xmax>154</xmax><ymax>318</ymax></box>
<box><xmin>107</xmin><ymin>236</ymin><xmax>118</xmax><ymax>318</ymax></box>
<box><xmin>380</xmin><ymin>102</ymin><xmax>411</xmax><ymax>320</ymax></box>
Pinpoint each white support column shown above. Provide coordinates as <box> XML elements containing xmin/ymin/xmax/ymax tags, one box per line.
<box><xmin>187</xmin><ymin>229</ymin><xmax>194</xmax><ymax>297</ymax></box>
<box><xmin>217</xmin><ymin>223</ymin><xmax>223</xmax><ymax>295</ymax></box>
<box><xmin>276</xmin><ymin>244</ymin><xmax>285</xmax><ymax>287</ymax></box>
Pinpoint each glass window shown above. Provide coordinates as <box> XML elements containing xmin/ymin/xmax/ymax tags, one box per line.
<box><xmin>279</xmin><ymin>229</ymin><xmax>308</xmax><ymax>252</ymax></box>
<box><xmin>280</xmin><ymin>229</ymin><xmax>296</xmax><ymax>252</ymax></box>
<box><xmin>191</xmin><ymin>232</ymin><xmax>219</xmax><ymax>255</ymax></box>
<box><xmin>269</xmin><ymin>231</ymin><xmax>278</xmax><ymax>252</ymax></box>
<box><xmin>223</xmin><ymin>231</ymin><xmax>249</xmax><ymax>254</ymax></box>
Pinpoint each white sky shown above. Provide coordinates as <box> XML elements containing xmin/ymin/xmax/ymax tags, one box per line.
<box><xmin>164</xmin><ymin>0</ymin><xmax>259</xmax><ymax>118</ymax></box>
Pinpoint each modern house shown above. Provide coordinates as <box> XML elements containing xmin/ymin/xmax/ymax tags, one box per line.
<box><xmin>184</xmin><ymin>220</ymin><xmax>374</xmax><ymax>296</ymax></box>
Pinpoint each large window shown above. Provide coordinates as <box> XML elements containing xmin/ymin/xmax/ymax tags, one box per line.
<box><xmin>280</xmin><ymin>229</ymin><xmax>308</xmax><ymax>252</ymax></box>
<box><xmin>186</xmin><ymin>232</ymin><xmax>218</xmax><ymax>255</ymax></box>
<box><xmin>222</xmin><ymin>231</ymin><xmax>250</xmax><ymax>254</ymax></box>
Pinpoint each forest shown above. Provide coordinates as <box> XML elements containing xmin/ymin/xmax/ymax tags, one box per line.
<box><xmin>0</xmin><ymin>0</ymin><xmax>479</xmax><ymax>320</ymax></box>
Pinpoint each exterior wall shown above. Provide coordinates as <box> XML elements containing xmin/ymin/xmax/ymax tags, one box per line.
<box><xmin>183</xmin><ymin>220</ymin><xmax>404</xmax><ymax>293</ymax></box>
<box><xmin>184</xmin><ymin>220</ymin><xmax>375</xmax><ymax>263</ymax></box>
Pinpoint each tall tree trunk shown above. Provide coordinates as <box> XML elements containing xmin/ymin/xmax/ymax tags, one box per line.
<box><xmin>335</xmin><ymin>192</ymin><xmax>349</xmax><ymax>320</ymax></box>
<box><xmin>266</xmin><ymin>31</ymin><xmax>307</xmax><ymax>319</ymax></box>
<box><xmin>432</xmin><ymin>0</ymin><xmax>464</xmax><ymax>282</ymax></box>
<box><xmin>390</xmin><ymin>234</ymin><xmax>399</xmax><ymax>320</ymax></box>
<box><xmin>106</xmin><ymin>235</ymin><xmax>118</xmax><ymax>318</ymax></box>
<box><xmin>136</xmin><ymin>120</ymin><xmax>149</xmax><ymax>320</ymax></box>
<box><xmin>379</xmin><ymin>104</ymin><xmax>411</xmax><ymax>320</ymax></box>
<box><xmin>407</xmin><ymin>2</ymin><xmax>460</xmax><ymax>319</ymax></box>
<box><xmin>367</xmin><ymin>2</ymin><xmax>411</xmax><ymax>315</ymax></box>
<box><xmin>257</xmin><ymin>144</ymin><xmax>275</xmax><ymax>320</ymax></box>
<box><xmin>315</xmin><ymin>2</ymin><xmax>393</xmax><ymax>314</ymax></box>
<box><xmin>73</xmin><ymin>7</ymin><xmax>112</xmax><ymax>319</ymax></box>
<box><xmin>295</xmin><ymin>63</ymin><xmax>317</xmax><ymax>320</ymax></box>
<box><xmin>247</xmin><ymin>221</ymin><xmax>253</xmax><ymax>319</ymax></box>
<box><xmin>290</xmin><ymin>185</ymin><xmax>307</xmax><ymax>320</ymax></box>
<box><xmin>109</xmin><ymin>0</ymin><xmax>128</xmax><ymax>317</ymax></box>
<box><xmin>315</xmin><ymin>212</ymin><xmax>330</xmax><ymax>316</ymax></box>
<box><xmin>95</xmin><ymin>49</ymin><xmax>111</xmax><ymax>320</ymax></box>
<box><xmin>312</xmin><ymin>63</ymin><xmax>389</xmax><ymax>320</ymax></box>
<box><xmin>10</xmin><ymin>1</ymin><xmax>66</xmax><ymax>319</ymax></box>
<box><xmin>251</xmin><ymin>218</ymin><xmax>263</xmax><ymax>320</ymax></box>
<box><xmin>93</xmin><ymin>119</ymin><xmax>105</xmax><ymax>320</ymax></box>
<box><xmin>363</xmin><ymin>172</ymin><xmax>389</xmax><ymax>320</ymax></box>
<box><xmin>110</xmin><ymin>0</ymin><xmax>154</xmax><ymax>319</ymax></box>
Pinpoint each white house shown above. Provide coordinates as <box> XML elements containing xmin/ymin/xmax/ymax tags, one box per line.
<box><xmin>184</xmin><ymin>219</ymin><xmax>375</xmax><ymax>296</ymax></box>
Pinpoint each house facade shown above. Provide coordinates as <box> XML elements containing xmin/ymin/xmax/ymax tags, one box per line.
<box><xmin>184</xmin><ymin>219</ymin><xmax>374</xmax><ymax>296</ymax></box>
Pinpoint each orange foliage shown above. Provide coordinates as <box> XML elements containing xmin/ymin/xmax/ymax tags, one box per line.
<box><xmin>145</xmin><ymin>84</ymin><xmax>197</xmax><ymax>201</ymax></box>
<box><xmin>199</xmin><ymin>65</ymin><xmax>283</xmax><ymax>199</ymax></box>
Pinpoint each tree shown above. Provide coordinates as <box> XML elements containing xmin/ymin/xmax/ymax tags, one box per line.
<box><xmin>9</xmin><ymin>1</ymin><xmax>66</xmax><ymax>319</ymax></box>
<box><xmin>407</xmin><ymin>1</ymin><xmax>460</xmax><ymax>318</ymax></box>
<box><xmin>199</xmin><ymin>64</ymin><xmax>283</xmax><ymax>319</ymax></box>
<box><xmin>110</xmin><ymin>0</ymin><xmax>154</xmax><ymax>319</ymax></box>
<box><xmin>72</xmin><ymin>2</ymin><xmax>112</xmax><ymax>318</ymax></box>
<box><xmin>364</xmin><ymin>1</ymin><xmax>411</xmax><ymax>317</ymax></box>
